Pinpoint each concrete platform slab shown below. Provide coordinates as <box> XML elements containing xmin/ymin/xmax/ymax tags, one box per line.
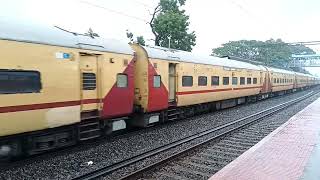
<box><xmin>209</xmin><ymin>97</ymin><xmax>320</xmax><ymax>180</ymax></box>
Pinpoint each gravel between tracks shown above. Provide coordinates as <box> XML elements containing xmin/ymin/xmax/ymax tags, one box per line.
<box><xmin>0</xmin><ymin>88</ymin><xmax>318</xmax><ymax>180</ymax></box>
<box><xmin>140</xmin><ymin>91</ymin><xmax>320</xmax><ymax>180</ymax></box>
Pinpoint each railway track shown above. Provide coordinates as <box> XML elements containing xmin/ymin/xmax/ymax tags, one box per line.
<box><xmin>4</xmin><ymin>89</ymin><xmax>312</xmax><ymax>170</ymax></box>
<box><xmin>72</xmin><ymin>91</ymin><xmax>317</xmax><ymax>180</ymax></box>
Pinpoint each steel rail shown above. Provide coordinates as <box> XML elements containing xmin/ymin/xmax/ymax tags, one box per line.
<box><xmin>73</xmin><ymin>91</ymin><xmax>316</xmax><ymax>180</ymax></box>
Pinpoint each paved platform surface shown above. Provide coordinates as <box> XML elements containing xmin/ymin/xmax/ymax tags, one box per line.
<box><xmin>210</xmin><ymin>97</ymin><xmax>320</xmax><ymax>180</ymax></box>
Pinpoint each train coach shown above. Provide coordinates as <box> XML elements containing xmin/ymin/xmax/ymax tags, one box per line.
<box><xmin>130</xmin><ymin>44</ymin><xmax>318</xmax><ymax>127</ymax></box>
<box><xmin>131</xmin><ymin>45</ymin><xmax>272</xmax><ymax>127</ymax></box>
<box><xmin>0</xmin><ymin>20</ymin><xmax>136</xmax><ymax>158</ymax></box>
<box><xmin>0</xmin><ymin>20</ymin><xmax>318</xmax><ymax>160</ymax></box>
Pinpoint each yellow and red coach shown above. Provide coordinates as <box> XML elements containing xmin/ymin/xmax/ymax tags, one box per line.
<box><xmin>0</xmin><ymin>20</ymin><xmax>135</xmax><ymax>157</ymax></box>
<box><xmin>131</xmin><ymin>45</ymin><xmax>274</xmax><ymax>126</ymax></box>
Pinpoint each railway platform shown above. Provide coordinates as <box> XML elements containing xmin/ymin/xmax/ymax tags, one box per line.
<box><xmin>209</xmin><ymin>97</ymin><xmax>320</xmax><ymax>180</ymax></box>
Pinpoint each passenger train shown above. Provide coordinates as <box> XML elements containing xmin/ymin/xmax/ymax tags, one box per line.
<box><xmin>0</xmin><ymin>20</ymin><xmax>318</xmax><ymax>160</ymax></box>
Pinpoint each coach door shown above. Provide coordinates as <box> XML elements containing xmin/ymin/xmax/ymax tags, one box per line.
<box><xmin>80</xmin><ymin>54</ymin><xmax>99</xmax><ymax>113</ymax></box>
<box><xmin>169</xmin><ymin>63</ymin><xmax>176</xmax><ymax>102</ymax></box>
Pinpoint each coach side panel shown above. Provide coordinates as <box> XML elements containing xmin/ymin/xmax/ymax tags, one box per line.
<box><xmin>271</xmin><ymin>72</ymin><xmax>294</xmax><ymax>92</ymax></box>
<box><xmin>175</xmin><ymin>62</ymin><xmax>262</xmax><ymax>107</ymax></box>
<box><xmin>0</xmin><ymin>40</ymin><xmax>81</xmax><ymax>136</ymax></box>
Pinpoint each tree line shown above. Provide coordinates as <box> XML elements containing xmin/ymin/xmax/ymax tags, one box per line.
<box><xmin>126</xmin><ymin>0</ymin><xmax>314</xmax><ymax>69</ymax></box>
<box><xmin>212</xmin><ymin>39</ymin><xmax>315</xmax><ymax>68</ymax></box>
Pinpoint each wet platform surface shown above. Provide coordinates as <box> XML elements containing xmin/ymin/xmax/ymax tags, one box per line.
<box><xmin>209</xmin><ymin>97</ymin><xmax>320</xmax><ymax>180</ymax></box>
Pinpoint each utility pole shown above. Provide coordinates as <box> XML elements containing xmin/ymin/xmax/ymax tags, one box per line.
<box><xmin>168</xmin><ymin>36</ymin><xmax>171</xmax><ymax>49</ymax></box>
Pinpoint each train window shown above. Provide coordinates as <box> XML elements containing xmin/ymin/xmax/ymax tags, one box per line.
<box><xmin>240</xmin><ymin>77</ymin><xmax>245</xmax><ymax>85</ymax></box>
<box><xmin>0</xmin><ymin>70</ymin><xmax>41</xmax><ymax>94</ymax></box>
<box><xmin>247</xmin><ymin>78</ymin><xmax>252</xmax><ymax>84</ymax></box>
<box><xmin>232</xmin><ymin>77</ymin><xmax>238</xmax><ymax>85</ymax></box>
<box><xmin>182</xmin><ymin>76</ymin><xmax>193</xmax><ymax>87</ymax></box>
<box><xmin>211</xmin><ymin>76</ymin><xmax>219</xmax><ymax>86</ymax></box>
<box><xmin>253</xmin><ymin>78</ymin><xmax>257</xmax><ymax>84</ymax></box>
<box><xmin>117</xmin><ymin>74</ymin><xmax>128</xmax><ymax>88</ymax></box>
<box><xmin>198</xmin><ymin>76</ymin><xmax>207</xmax><ymax>86</ymax></box>
<box><xmin>223</xmin><ymin>77</ymin><xmax>229</xmax><ymax>85</ymax></box>
<box><xmin>83</xmin><ymin>73</ymin><xmax>97</xmax><ymax>90</ymax></box>
<box><xmin>153</xmin><ymin>75</ymin><xmax>161</xmax><ymax>88</ymax></box>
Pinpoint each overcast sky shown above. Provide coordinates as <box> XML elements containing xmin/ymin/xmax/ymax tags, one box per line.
<box><xmin>2</xmin><ymin>0</ymin><xmax>320</xmax><ymax>53</ymax></box>
<box><xmin>1</xmin><ymin>0</ymin><xmax>320</xmax><ymax>75</ymax></box>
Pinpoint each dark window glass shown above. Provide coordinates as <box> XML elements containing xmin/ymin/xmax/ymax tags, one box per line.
<box><xmin>153</xmin><ymin>75</ymin><xmax>161</xmax><ymax>88</ymax></box>
<box><xmin>247</xmin><ymin>78</ymin><xmax>252</xmax><ymax>84</ymax></box>
<box><xmin>253</xmin><ymin>78</ymin><xmax>257</xmax><ymax>84</ymax></box>
<box><xmin>0</xmin><ymin>70</ymin><xmax>41</xmax><ymax>94</ymax></box>
<box><xmin>117</xmin><ymin>74</ymin><xmax>128</xmax><ymax>88</ymax></box>
<box><xmin>240</xmin><ymin>77</ymin><xmax>245</xmax><ymax>85</ymax></box>
<box><xmin>274</xmin><ymin>78</ymin><xmax>276</xmax><ymax>83</ymax></box>
<box><xmin>198</xmin><ymin>76</ymin><xmax>207</xmax><ymax>86</ymax></box>
<box><xmin>232</xmin><ymin>77</ymin><xmax>238</xmax><ymax>85</ymax></box>
<box><xmin>223</xmin><ymin>77</ymin><xmax>229</xmax><ymax>85</ymax></box>
<box><xmin>211</xmin><ymin>76</ymin><xmax>219</xmax><ymax>86</ymax></box>
<box><xmin>83</xmin><ymin>73</ymin><xmax>96</xmax><ymax>90</ymax></box>
<box><xmin>182</xmin><ymin>76</ymin><xmax>193</xmax><ymax>87</ymax></box>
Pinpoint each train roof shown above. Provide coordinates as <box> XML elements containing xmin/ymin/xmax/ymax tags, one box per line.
<box><xmin>295</xmin><ymin>72</ymin><xmax>313</xmax><ymax>77</ymax></box>
<box><xmin>144</xmin><ymin>46</ymin><xmax>263</xmax><ymax>71</ymax></box>
<box><xmin>268</xmin><ymin>67</ymin><xmax>296</xmax><ymax>75</ymax></box>
<box><xmin>0</xmin><ymin>19</ymin><xmax>134</xmax><ymax>55</ymax></box>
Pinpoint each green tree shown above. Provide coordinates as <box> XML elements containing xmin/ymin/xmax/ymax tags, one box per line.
<box><xmin>212</xmin><ymin>39</ymin><xmax>315</xmax><ymax>67</ymax></box>
<box><xmin>150</xmin><ymin>0</ymin><xmax>196</xmax><ymax>51</ymax></box>
<box><xmin>126</xmin><ymin>30</ymin><xmax>145</xmax><ymax>46</ymax></box>
<box><xmin>126</xmin><ymin>30</ymin><xmax>134</xmax><ymax>42</ymax></box>
<box><xmin>136</xmin><ymin>36</ymin><xmax>146</xmax><ymax>46</ymax></box>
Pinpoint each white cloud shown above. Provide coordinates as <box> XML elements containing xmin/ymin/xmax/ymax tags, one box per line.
<box><xmin>1</xmin><ymin>0</ymin><xmax>319</xmax><ymax>55</ymax></box>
